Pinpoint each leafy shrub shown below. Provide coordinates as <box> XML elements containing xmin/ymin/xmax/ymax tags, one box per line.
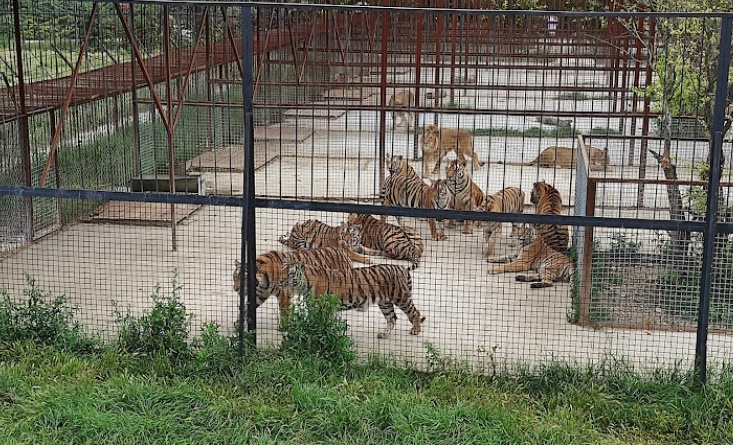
<box><xmin>190</xmin><ymin>322</ymin><xmax>240</xmax><ymax>375</ymax></box>
<box><xmin>115</xmin><ymin>273</ymin><xmax>192</xmax><ymax>359</ymax></box>
<box><xmin>0</xmin><ymin>276</ymin><xmax>96</xmax><ymax>352</ymax></box>
<box><xmin>280</xmin><ymin>292</ymin><xmax>355</xmax><ymax>367</ymax></box>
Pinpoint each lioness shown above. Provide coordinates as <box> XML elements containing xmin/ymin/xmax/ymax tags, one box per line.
<box><xmin>388</xmin><ymin>90</ymin><xmax>416</xmax><ymax>128</ymax></box>
<box><xmin>500</xmin><ymin>146</ymin><xmax>609</xmax><ymax>171</ymax></box>
<box><xmin>420</xmin><ymin>124</ymin><xmax>485</xmax><ymax>177</ymax></box>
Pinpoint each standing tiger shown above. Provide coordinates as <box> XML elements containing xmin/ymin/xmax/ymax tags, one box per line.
<box><xmin>232</xmin><ymin>247</ymin><xmax>371</xmax><ymax>316</ymax></box>
<box><xmin>382</xmin><ymin>170</ymin><xmax>449</xmax><ymax>241</ymax></box>
<box><xmin>279</xmin><ymin>219</ymin><xmax>362</xmax><ymax>252</ymax></box>
<box><xmin>348</xmin><ymin>213</ymin><xmax>424</xmax><ymax>267</ymax></box>
<box><xmin>279</xmin><ymin>261</ymin><xmax>425</xmax><ymax>338</ymax></box>
<box><xmin>481</xmin><ymin>187</ymin><xmax>525</xmax><ymax>257</ymax></box>
<box><xmin>487</xmin><ymin>223</ymin><xmax>574</xmax><ymax>288</ymax></box>
<box><xmin>445</xmin><ymin>160</ymin><xmax>485</xmax><ymax>234</ymax></box>
<box><xmin>530</xmin><ymin>181</ymin><xmax>569</xmax><ymax>253</ymax></box>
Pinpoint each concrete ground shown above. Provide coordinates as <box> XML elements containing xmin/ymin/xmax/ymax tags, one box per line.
<box><xmin>3</xmin><ymin>60</ymin><xmax>733</xmax><ymax>374</ymax></box>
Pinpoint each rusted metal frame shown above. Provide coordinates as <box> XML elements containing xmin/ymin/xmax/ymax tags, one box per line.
<box><xmin>39</xmin><ymin>3</ymin><xmax>99</xmax><ymax>188</ymax></box>
<box><xmin>638</xmin><ymin>17</ymin><xmax>655</xmax><ymax>207</ymax></box>
<box><xmin>129</xmin><ymin>4</ymin><xmax>142</xmax><ymax>177</ymax></box>
<box><xmin>164</xmin><ymin>7</ymin><xmax>178</xmax><ymax>252</ymax></box>
<box><xmin>112</xmin><ymin>3</ymin><xmax>172</xmax><ymax>143</ymax></box>
<box><xmin>433</xmin><ymin>4</ymin><xmax>443</xmax><ymax>119</ymax></box>
<box><xmin>378</xmin><ymin>8</ymin><xmax>389</xmax><ymax>195</ymax></box>
<box><xmin>205</xmin><ymin>7</ymin><xmax>214</xmax><ymax>152</ymax></box>
<box><xmin>296</xmin><ymin>16</ymin><xmax>318</xmax><ymax>84</ymax></box>
<box><xmin>579</xmin><ymin>177</ymin><xmax>596</xmax><ymax>327</ymax></box>
<box><xmin>253</xmin><ymin>11</ymin><xmax>277</xmax><ymax>94</ymax></box>
<box><xmin>332</xmin><ymin>10</ymin><xmax>348</xmax><ymax>66</ymax></box>
<box><xmin>617</xmin><ymin>16</ymin><xmax>631</xmax><ymax>135</ymax></box>
<box><xmin>11</xmin><ymin>0</ymin><xmax>33</xmax><ymax>238</ymax></box>
<box><xmin>628</xmin><ymin>15</ymin><xmax>645</xmax><ymax>167</ymax></box>
<box><xmin>449</xmin><ymin>9</ymin><xmax>458</xmax><ymax>105</ymax></box>
<box><xmin>285</xmin><ymin>12</ymin><xmax>301</xmax><ymax>86</ymax></box>
<box><xmin>221</xmin><ymin>6</ymin><xmax>244</xmax><ymax>78</ymax></box>
<box><xmin>172</xmin><ymin>7</ymin><xmax>210</xmax><ymax>129</ymax></box>
<box><xmin>412</xmin><ymin>2</ymin><xmax>425</xmax><ymax>160</ymax></box>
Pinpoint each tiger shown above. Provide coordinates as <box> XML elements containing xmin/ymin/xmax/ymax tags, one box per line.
<box><xmin>444</xmin><ymin>159</ymin><xmax>485</xmax><ymax>234</ymax></box>
<box><xmin>481</xmin><ymin>186</ymin><xmax>526</xmax><ymax>257</ymax></box>
<box><xmin>279</xmin><ymin>219</ymin><xmax>362</xmax><ymax>252</ymax></box>
<box><xmin>487</xmin><ymin>223</ymin><xmax>574</xmax><ymax>288</ymax></box>
<box><xmin>279</xmin><ymin>260</ymin><xmax>425</xmax><ymax>338</ymax></box>
<box><xmin>232</xmin><ymin>246</ymin><xmax>371</xmax><ymax>316</ymax></box>
<box><xmin>386</xmin><ymin>154</ymin><xmax>422</xmax><ymax>181</ymax></box>
<box><xmin>348</xmin><ymin>213</ymin><xmax>424</xmax><ymax>267</ymax></box>
<box><xmin>388</xmin><ymin>89</ymin><xmax>416</xmax><ymax>128</ymax></box>
<box><xmin>382</xmin><ymin>172</ymin><xmax>449</xmax><ymax>241</ymax></box>
<box><xmin>530</xmin><ymin>181</ymin><xmax>569</xmax><ymax>253</ymax></box>
<box><xmin>421</xmin><ymin>124</ymin><xmax>485</xmax><ymax>176</ymax></box>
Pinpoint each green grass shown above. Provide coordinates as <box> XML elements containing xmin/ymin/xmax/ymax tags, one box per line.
<box><xmin>471</xmin><ymin>126</ymin><xmax>579</xmax><ymax>138</ymax></box>
<box><xmin>1</xmin><ymin>278</ymin><xmax>733</xmax><ymax>444</ymax></box>
<box><xmin>557</xmin><ymin>92</ymin><xmax>613</xmax><ymax>101</ymax></box>
<box><xmin>0</xmin><ymin>344</ymin><xmax>732</xmax><ymax>444</ymax></box>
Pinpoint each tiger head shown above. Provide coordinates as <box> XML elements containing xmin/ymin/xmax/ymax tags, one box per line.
<box><xmin>530</xmin><ymin>181</ymin><xmax>550</xmax><ymax>205</ymax></box>
<box><xmin>339</xmin><ymin>223</ymin><xmax>363</xmax><ymax>250</ymax></box>
<box><xmin>511</xmin><ymin>223</ymin><xmax>538</xmax><ymax>247</ymax></box>
<box><xmin>430</xmin><ymin>179</ymin><xmax>451</xmax><ymax>210</ymax></box>
<box><xmin>445</xmin><ymin>159</ymin><xmax>468</xmax><ymax>183</ymax></box>
<box><xmin>387</xmin><ymin>155</ymin><xmax>409</xmax><ymax>175</ymax></box>
<box><xmin>278</xmin><ymin>261</ymin><xmax>308</xmax><ymax>292</ymax></box>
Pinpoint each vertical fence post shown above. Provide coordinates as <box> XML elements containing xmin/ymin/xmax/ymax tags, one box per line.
<box><xmin>695</xmin><ymin>16</ymin><xmax>732</xmax><ymax>384</ymax></box>
<box><xmin>240</xmin><ymin>5</ymin><xmax>258</xmax><ymax>355</ymax></box>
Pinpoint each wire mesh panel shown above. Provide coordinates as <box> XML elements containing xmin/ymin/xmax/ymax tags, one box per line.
<box><xmin>1</xmin><ymin>2</ymin><xmax>733</xmax><ymax>377</ymax></box>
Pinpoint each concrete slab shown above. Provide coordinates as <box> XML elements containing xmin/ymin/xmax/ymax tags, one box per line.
<box><xmin>283</xmin><ymin>106</ymin><xmax>346</xmax><ymax>120</ymax></box>
<box><xmin>254</xmin><ymin>124</ymin><xmax>313</xmax><ymax>143</ymax></box>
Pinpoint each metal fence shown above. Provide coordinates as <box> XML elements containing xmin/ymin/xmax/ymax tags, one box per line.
<box><xmin>1</xmin><ymin>1</ymin><xmax>733</xmax><ymax>381</ymax></box>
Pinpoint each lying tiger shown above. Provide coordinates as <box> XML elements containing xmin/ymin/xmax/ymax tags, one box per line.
<box><xmin>487</xmin><ymin>223</ymin><xmax>574</xmax><ymax>288</ymax></box>
<box><xmin>279</xmin><ymin>219</ymin><xmax>362</xmax><ymax>252</ymax></box>
<box><xmin>232</xmin><ymin>247</ymin><xmax>370</xmax><ymax>316</ymax></box>
<box><xmin>279</xmin><ymin>261</ymin><xmax>425</xmax><ymax>338</ymax></box>
<box><xmin>348</xmin><ymin>213</ymin><xmax>424</xmax><ymax>268</ymax></box>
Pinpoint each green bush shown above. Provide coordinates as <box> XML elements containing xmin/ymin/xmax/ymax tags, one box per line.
<box><xmin>190</xmin><ymin>322</ymin><xmax>240</xmax><ymax>375</ymax></box>
<box><xmin>0</xmin><ymin>276</ymin><xmax>96</xmax><ymax>352</ymax></box>
<box><xmin>280</xmin><ymin>292</ymin><xmax>355</xmax><ymax>368</ymax></box>
<box><xmin>115</xmin><ymin>273</ymin><xmax>192</xmax><ymax>359</ymax></box>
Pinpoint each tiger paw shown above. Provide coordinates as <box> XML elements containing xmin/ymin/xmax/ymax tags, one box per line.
<box><xmin>515</xmin><ymin>275</ymin><xmax>529</xmax><ymax>282</ymax></box>
<box><xmin>530</xmin><ymin>282</ymin><xmax>553</xmax><ymax>288</ymax></box>
<box><xmin>410</xmin><ymin>325</ymin><xmax>421</xmax><ymax>335</ymax></box>
<box><xmin>487</xmin><ymin>267</ymin><xmax>502</xmax><ymax>274</ymax></box>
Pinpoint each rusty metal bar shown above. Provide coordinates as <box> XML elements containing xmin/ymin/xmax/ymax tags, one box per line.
<box><xmin>254</xmin><ymin>10</ymin><xmax>277</xmax><ymax>94</ymax></box>
<box><xmin>39</xmin><ymin>3</ymin><xmax>99</xmax><ymax>188</ymax></box>
<box><xmin>164</xmin><ymin>6</ymin><xmax>178</xmax><ymax>252</ymax></box>
<box><xmin>221</xmin><ymin>6</ymin><xmax>244</xmax><ymax>78</ymax></box>
<box><xmin>413</xmin><ymin>3</ymin><xmax>425</xmax><ymax>160</ymax></box>
<box><xmin>172</xmin><ymin>7</ymin><xmax>210</xmax><ymax>128</ymax></box>
<box><xmin>378</xmin><ymin>8</ymin><xmax>389</xmax><ymax>195</ymax></box>
<box><xmin>297</xmin><ymin>17</ymin><xmax>317</xmax><ymax>84</ymax></box>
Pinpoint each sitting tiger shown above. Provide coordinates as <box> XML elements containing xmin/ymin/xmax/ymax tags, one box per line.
<box><xmin>279</xmin><ymin>261</ymin><xmax>425</xmax><ymax>338</ymax></box>
<box><xmin>445</xmin><ymin>160</ymin><xmax>485</xmax><ymax>234</ymax></box>
<box><xmin>232</xmin><ymin>247</ymin><xmax>370</xmax><ymax>316</ymax></box>
<box><xmin>386</xmin><ymin>154</ymin><xmax>421</xmax><ymax>180</ymax></box>
<box><xmin>279</xmin><ymin>219</ymin><xmax>362</xmax><ymax>252</ymax></box>
<box><xmin>487</xmin><ymin>223</ymin><xmax>574</xmax><ymax>288</ymax></box>
<box><xmin>382</xmin><ymin>168</ymin><xmax>450</xmax><ymax>241</ymax></box>
<box><xmin>481</xmin><ymin>186</ymin><xmax>525</xmax><ymax>257</ymax></box>
<box><xmin>348</xmin><ymin>213</ymin><xmax>424</xmax><ymax>268</ymax></box>
<box><xmin>530</xmin><ymin>181</ymin><xmax>569</xmax><ymax>253</ymax></box>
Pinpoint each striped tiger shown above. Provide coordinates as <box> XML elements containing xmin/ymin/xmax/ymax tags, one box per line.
<box><xmin>445</xmin><ymin>160</ymin><xmax>485</xmax><ymax>234</ymax></box>
<box><xmin>232</xmin><ymin>247</ymin><xmax>371</xmax><ymax>316</ymax></box>
<box><xmin>481</xmin><ymin>187</ymin><xmax>525</xmax><ymax>257</ymax></box>
<box><xmin>530</xmin><ymin>181</ymin><xmax>569</xmax><ymax>253</ymax></box>
<box><xmin>386</xmin><ymin>154</ymin><xmax>421</xmax><ymax>180</ymax></box>
<box><xmin>487</xmin><ymin>223</ymin><xmax>574</xmax><ymax>288</ymax></box>
<box><xmin>382</xmin><ymin>172</ymin><xmax>448</xmax><ymax>241</ymax></box>
<box><xmin>348</xmin><ymin>213</ymin><xmax>424</xmax><ymax>267</ymax></box>
<box><xmin>279</xmin><ymin>261</ymin><xmax>424</xmax><ymax>338</ymax></box>
<box><xmin>279</xmin><ymin>219</ymin><xmax>362</xmax><ymax>252</ymax></box>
